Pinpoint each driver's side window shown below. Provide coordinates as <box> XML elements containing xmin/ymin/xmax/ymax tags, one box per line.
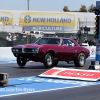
<box><xmin>61</xmin><ymin>39</ymin><xmax>69</xmax><ymax>46</ymax></box>
<box><xmin>62</xmin><ymin>39</ymin><xmax>75</xmax><ymax>47</ymax></box>
<box><xmin>67</xmin><ymin>40</ymin><xmax>75</xmax><ymax>47</ymax></box>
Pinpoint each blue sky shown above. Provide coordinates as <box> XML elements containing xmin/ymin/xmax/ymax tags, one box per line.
<box><xmin>0</xmin><ymin>0</ymin><xmax>98</xmax><ymax>12</ymax></box>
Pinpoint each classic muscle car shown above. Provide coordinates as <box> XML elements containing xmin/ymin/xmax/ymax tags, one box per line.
<box><xmin>11</xmin><ymin>37</ymin><xmax>90</xmax><ymax>68</ymax></box>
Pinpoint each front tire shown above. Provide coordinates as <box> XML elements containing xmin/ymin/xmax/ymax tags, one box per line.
<box><xmin>43</xmin><ymin>53</ymin><xmax>54</xmax><ymax>68</ymax></box>
<box><xmin>17</xmin><ymin>57</ymin><xmax>26</xmax><ymax>67</ymax></box>
<box><xmin>74</xmin><ymin>52</ymin><xmax>86</xmax><ymax>67</ymax></box>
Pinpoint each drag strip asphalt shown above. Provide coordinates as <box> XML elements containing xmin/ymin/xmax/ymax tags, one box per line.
<box><xmin>0</xmin><ymin>59</ymin><xmax>100</xmax><ymax>100</ymax></box>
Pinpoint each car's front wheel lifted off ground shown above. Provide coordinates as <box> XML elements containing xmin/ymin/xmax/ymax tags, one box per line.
<box><xmin>17</xmin><ymin>57</ymin><xmax>26</xmax><ymax>67</ymax></box>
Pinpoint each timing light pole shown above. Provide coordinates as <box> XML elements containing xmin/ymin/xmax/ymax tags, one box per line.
<box><xmin>27</xmin><ymin>0</ymin><xmax>30</xmax><ymax>11</ymax></box>
<box><xmin>88</xmin><ymin>1</ymin><xmax>100</xmax><ymax>70</ymax></box>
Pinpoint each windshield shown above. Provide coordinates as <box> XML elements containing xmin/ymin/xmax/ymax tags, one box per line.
<box><xmin>35</xmin><ymin>38</ymin><xmax>60</xmax><ymax>45</ymax></box>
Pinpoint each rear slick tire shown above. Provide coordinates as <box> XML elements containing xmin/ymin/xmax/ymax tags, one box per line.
<box><xmin>74</xmin><ymin>52</ymin><xmax>86</xmax><ymax>67</ymax></box>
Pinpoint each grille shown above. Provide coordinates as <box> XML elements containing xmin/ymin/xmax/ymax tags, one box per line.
<box><xmin>24</xmin><ymin>48</ymin><xmax>32</xmax><ymax>53</ymax></box>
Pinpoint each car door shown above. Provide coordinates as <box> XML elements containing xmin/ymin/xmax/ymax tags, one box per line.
<box><xmin>66</xmin><ymin>39</ymin><xmax>76</xmax><ymax>60</ymax></box>
<box><xmin>61</xmin><ymin>39</ymin><xmax>76</xmax><ymax>61</ymax></box>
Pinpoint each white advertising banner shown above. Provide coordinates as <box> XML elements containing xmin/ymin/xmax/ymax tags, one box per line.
<box><xmin>83</xmin><ymin>46</ymin><xmax>96</xmax><ymax>58</ymax></box>
<box><xmin>89</xmin><ymin>46</ymin><xmax>96</xmax><ymax>58</ymax></box>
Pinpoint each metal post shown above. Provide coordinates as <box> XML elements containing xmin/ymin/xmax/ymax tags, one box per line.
<box><xmin>78</xmin><ymin>18</ymin><xmax>82</xmax><ymax>45</ymax></box>
<box><xmin>99</xmin><ymin>11</ymin><xmax>100</xmax><ymax>41</ymax></box>
<box><xmin>30</xmin><ymin>33</ymin><xmax>31</xmax><ymax>44</ymax></box>
<box><xmin>27</xmin><ymin>33</ymin><xmax>28</xmax><ymax>44</ymax></box>
<box><xmin>27</xmin><ymin>0</ymin><xmax>29</xmax><ymax>11</ymax></box>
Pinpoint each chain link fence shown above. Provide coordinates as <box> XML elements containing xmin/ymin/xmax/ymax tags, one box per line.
<box><xmin>0</xmin><ymin>32</ymin><xmax>37</xmax><ymax>47</ymax></box>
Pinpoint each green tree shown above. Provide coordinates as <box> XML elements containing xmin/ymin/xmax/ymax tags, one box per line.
<box><xmin>72</xmin><ymin>10</ymin><xmax>79</xmax><ymax>12</ymax></box>
<box><xmin>88</xmin><ymin>4</ymin><xmax>95</xmax><ymax>12</ymax></box>
<box><xmin>79</xmin><ymin>5</ymin><xmax>87</xmax><ymax>12</ymax></box>
<box><xmin>63</xmin><ymin>6</ymin><xmax>70</xmax><ymax>12</ymax></box>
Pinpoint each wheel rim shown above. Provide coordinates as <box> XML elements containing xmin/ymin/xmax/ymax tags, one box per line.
<box><xmin>79</xmin><ymin>56</ymin><xmax>84</xmax><ymax>65</ymax></box>
<box><xmin>47</xmin><ymin>55</ymin><xmax>52</xmax><ymax>66</ymax></box>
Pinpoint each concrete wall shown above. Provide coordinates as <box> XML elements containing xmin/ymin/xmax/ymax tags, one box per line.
<box><xmin>0</xmin><ymin>47</ymin><xmax>16</xmax><ymax>62</ymax></box>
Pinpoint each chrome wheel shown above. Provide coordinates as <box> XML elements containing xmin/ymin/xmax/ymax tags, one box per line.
<box><xmin>79</xmin><ymin>56</ymin><xmax>85</xmax><ymax>65</ymax></box>
<box><xmin>47</xmin><ymin>55</ymin><xmax>52</xmax><ymax>66</ymax></box>
<box><xmin>43</xmin><ymin>53</ymin><xmax>54</xmax><ymax>68</ymax></box>
<box><xmin>74</xmin><ymin>53</ymin><xmax>86</xmax><ymax>67</ymax></box>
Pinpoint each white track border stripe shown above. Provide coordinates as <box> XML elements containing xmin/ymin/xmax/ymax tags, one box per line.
<box><xmin>0</xmin><ymin>84</ymin><xmax>99</xmax><ymax>98</ymax></box>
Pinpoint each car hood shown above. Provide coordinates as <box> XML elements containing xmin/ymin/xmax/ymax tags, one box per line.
<box><xmin>13</xmin><ymin>44</ymin><xmax>47</xmax><ymax>48</ymax></box>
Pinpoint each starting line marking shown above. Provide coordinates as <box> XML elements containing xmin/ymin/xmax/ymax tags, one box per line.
<box><xmin>0</xmin><ymin>76</ymin><xmax>100</xmax><ymax>97</ymax></box>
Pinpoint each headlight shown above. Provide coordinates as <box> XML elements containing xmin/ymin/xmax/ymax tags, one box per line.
<box><xmin>32</xmin><ymin>48</ymin><xmax>39</xmax><ymax>53</ymax></box>
<box><xmin>12</xmin><ymin>49</ymin><xmax>15</xmax><ymax>52</ymax></box>
<box><xmin>16</xmin><ymin>49</ymin><xmax>19</xmax><ymax>52</ymax></box>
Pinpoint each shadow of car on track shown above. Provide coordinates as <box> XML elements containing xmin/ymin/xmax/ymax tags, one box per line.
<box><xmin>13</xmin><ymin>60</ymin><xmax>90</xmax><ymax>70</ymax></box>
